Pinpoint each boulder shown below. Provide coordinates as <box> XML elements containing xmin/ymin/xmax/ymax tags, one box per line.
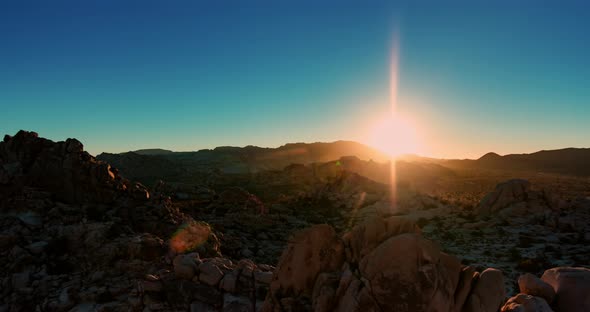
<box><xmin>462</xmin><ymin>268</ymin><xmax>506</xmax><ymax>312</ymax></box>
<box><xmin>518</xmin><ymin>273</ymin><xmax>555</xmax><ymax>303</ymax></box>
<box><xmin>477</xmin><ymin>179</ymin><xmax>530</xmax><ymax>215</ymax></box>
<box><xmin>454</xmin><ymin>266</ymin><xmax>477</xmax><ymax>312</ymax></box>
<box><xmin>199</xmin><ymin>261</ymin><xmax>224</xmax><ymax>286</ymax></box>
<box><xmin>541</xmin><ymin>267</ymin><xmax>590</xmax><ymax>312</ymax></box>
<box><xmin>343</xmin><ymin>215</ymin><xmax>421</xmax><ymax>263</ymax></box>
<box><xmin>501</xmin><ymin>294</ymin><xmax>553</xmax><ymax>312</ymax></box>
<box><xmin>220</xmin><ymin>271</ymin><xmax>238</xmax><ymax>293</ymax></box>
<box><xmin>173</xmin><ymin>254</ymin><xmax>199</xmax><ymax>280</ymax></box>
<box><xmin>268</xmin><ymin>224</ymin><xmax>345</xmax><ymax>299</ymax></box>
<box><xmin>263</xmin><ymin>216</ymin><xmax>506</xmax><ymax>312</ymax></box>
<box><xmin>359</xmin><ymin>233</ymin><xmax>462</xmax><ymax>311</ymax></box>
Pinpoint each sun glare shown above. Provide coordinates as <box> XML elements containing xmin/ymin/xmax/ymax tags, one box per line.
<box><xmin>368</xmin><ymin>114</ymin><xmax>421</xmax><ymax>158</ymax></box>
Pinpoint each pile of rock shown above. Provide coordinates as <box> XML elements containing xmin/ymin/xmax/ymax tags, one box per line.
<box><xmin>0</xmin><ymin>131</ymin><xmax>223</xmax><ymax>311</ymax></box>
<box><xmin>136</xmin><ymin>254</ymin><xmax>274</xmax><ymax>311</ymax></box>
<box><xmin>502</xmin><ymin>267</ymin><xmax>590</xmax><ymax>312</ymax></box>
<box><xmin>209</xmin><ymin>187</ymin><xmax>266</xmax><ymax>215</ymax></box>
<box><xmin>0</xmin><ymin>130</ymin><xmax>149</xmax><ymax>204</ymax></box>
<box><xmin>262</xmin><ymin>216</ymin><xmax>507</xmax><ymax>312</ymax></box>
<box><xmin>475</xmin><ymin>179</ymin><xmax>564</xmax><ymax>226</ymax></box>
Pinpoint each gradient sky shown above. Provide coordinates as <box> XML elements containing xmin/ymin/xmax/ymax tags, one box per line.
<box><xmin>1</xmin><ymin>1</ymin><xmax>589</xmax><ymax>158</ymax></box>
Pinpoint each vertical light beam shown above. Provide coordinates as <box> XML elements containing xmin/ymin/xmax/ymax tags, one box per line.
<box><xmin>390</xmin><ymin>30</ymin><xmax>400</xmax><ymax>213</ymax></box>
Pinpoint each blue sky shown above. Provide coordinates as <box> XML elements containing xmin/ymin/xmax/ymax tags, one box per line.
<box><xmin>1</xmin><ymin>1</ymin><xmax>588</xmax><ymax>158</ymax></box>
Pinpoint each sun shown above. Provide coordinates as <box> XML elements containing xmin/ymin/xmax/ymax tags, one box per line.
<box><xmin>367</xmin><ymin>114</ymin><xmax>421</xmax><ymax>158</ymax></box>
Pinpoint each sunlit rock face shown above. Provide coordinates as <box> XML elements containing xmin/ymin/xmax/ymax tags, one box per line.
<box><xmin>501</xmin><ymin>267</ymin><xmax>590</xmax><ymax>312</ymax></box>
<box><xmin>541</xmin><ymin>267</ymin><xmax>590</xmax><ymax>312</ymax></box>
<box><xmin>262</xmin><ymin>216</ymin><xmax>506</xmax><ymax>312</ymax></box>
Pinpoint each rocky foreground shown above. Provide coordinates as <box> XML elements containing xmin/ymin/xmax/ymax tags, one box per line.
<box><xmin>1</xmin><ymin>131</ymin><xmax>589</xmax><ymax>312</ymax></box>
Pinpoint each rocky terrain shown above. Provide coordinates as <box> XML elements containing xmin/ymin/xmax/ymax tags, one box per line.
<box><xmin>1</xmin><ymin>131</ymin><xmax>589</xmax><ymax>311</ymax></box>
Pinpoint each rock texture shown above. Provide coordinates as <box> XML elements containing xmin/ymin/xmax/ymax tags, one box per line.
<box><xmin>262</xmin><ymin>217</ymin><xmax>506</xmax><ymax>312</ymax></box>
<box><xmin>477</xmin><ymin>179</ymin><xmax>531</xmax><ymax>214</ymax></box>
<box><xmin>501</xmin><ymin>268</ymin><xmax>590</xmax><ymax>312</ymax></box>
<box><xmin>0</xmin><ymin>131</ymin><xmax>264</xmax><ymax>311</ymax></box>
<box><xmin>541</xmin><ymin>267</ymin><xmax>590</xmax><ymax>312</ymax></box>
<box><xmin>518</xmin><ymin>273</ymin><xmax>555</xmax><ymax>304</ymax></box>
<box><xmin>501</xmin><ymin>294</ymin><xmax>554</xmax><ymax>312</ymax></box>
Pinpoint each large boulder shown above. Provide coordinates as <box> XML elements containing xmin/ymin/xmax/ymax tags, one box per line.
<box><xmin>343</xmin><ymin>215</ymin><xmax>421</xmax><ymax>264</ymax></box>
<box><xmin>0</xmin><ymin>130</ymin><xmax>150</xmax><ymax>205</ymax></box>
<box><xmin>267</xmin><ymin>224</ymin><xmax>345</xmax><ymax>300</ymax></box>
<box><xmin>518</xmin><ymin>273</ymin><xmax>555</xmax><ymax>304</ymax></box>
<box><xmin>461</xmin><ymin>268</ymin><xmax>506</xmax><ymax>312</ymax></box>
<box><xmin>263</xmin><ymin>217</ymin><xmax>506</xmax><ymax>312</ymax></box>
<box><xmin>501</xmin><ymin>294</ymin><xmax>553</xmax><ymax>312</ymax></box>
<box><xmin>358</xmin><ymin>233</ymin><xmax>463</xmax><ymax>311</ymax></box>
<box><xmin>476</xmin><ymin>179</ymin><xmax>530</xmax><ymax>215</ymax></box>
<box><xmin>541</xmin><ymin>267</ymin><xmax>590</xmax><ymax>312</ymax></box>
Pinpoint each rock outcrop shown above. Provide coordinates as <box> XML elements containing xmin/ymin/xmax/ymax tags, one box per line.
<box><xmin>475</xmin><ymin>179</ymin><xmax>568</xmax><ymax>228</ymax></box>
<box><xmin>476</xmin><ymin>179</ymin><xmax>531</xmax><ymax>215</ymax></box>
<box><xmin>262</xmin><ymin>216</ymin><xmax>506</xmax><ymax>312</ymax></box>
<box><xmin>541</xmin><ymin>267</ymin><xmax>590</xmax><ymax>312</ymax></box>
<box><xmin>0</xmin><ymin>130</ymin><xmax>149</xmax><ymax>204</ymax></box>
<box><xmin>0</xmin><ymin>131</ymin><xmax>235</xmax><ymax>311</ymax></box>
<box><xmin>501</xmin><ymin>267</ymin><xmax>590</xmax><ymax>312</ymax></box>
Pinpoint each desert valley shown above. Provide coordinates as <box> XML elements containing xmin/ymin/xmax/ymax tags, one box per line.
<box><xmin>1</xmin><ymin>130</ymin><xmax>589</xmax><ymax>311</ymax></box>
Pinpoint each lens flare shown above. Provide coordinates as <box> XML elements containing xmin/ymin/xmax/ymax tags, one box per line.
<box><xmin>170</xmin><ymin>222</ymin><xmax>212</xmax><ymax>253</ymax></box>
<box><xmin>390</xmin><ymin>32</ymin><xmax>400</xmax><ymax>212</ymax></box>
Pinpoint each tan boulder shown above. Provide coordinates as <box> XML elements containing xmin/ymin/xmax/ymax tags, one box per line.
<box><xmin>518</xmin><ymin>273</ymin><xmax>555</xmax><ymax>303</ymax></box>
<box><xmin>343</xmin><ymin>215</ymin><xmax>421</xmax><ymax>263</ymax></box>
<box><xmin>453</xmin><ymin>266</ymin><xmax>477</xmax><ymax>312</ymax></box>
<box><xmin>268</xmin><ymin>224</ymin><xmax>345</xmax><ymax>299</ymax></box>
<box><xmin>359</xmin><ymin>233</ymin><xmax>462</xmax><ymax>311</ymax></box>
<box><xmin>541</xmin><ymin>267</ymin><xmax>590</xmax><ymax>312</ymax></box>
<box><xmin>477</xmin><ymin>179</ymin><xmax>530</xmax><ymax>215</ymax></box>
<box><xmin>462</xmin><ymin>268</ymin><xmax>506</xmax><ymax>312</ymax></box>
<box><xmin>501</xmin><ymin>294</ymin><xmax>553</xmax><ymax>312</ymax></box>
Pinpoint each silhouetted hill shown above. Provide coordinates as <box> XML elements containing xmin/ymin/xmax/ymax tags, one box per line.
<box><xmin>97</xmin><ymin>151</ymin><xmax>186</xmax><ymax>183</ymax></box>
<box><xmin>441</xmin><ymin>148</ymin><xmax>590</xmax><ymax>176</ymax></box>
<box><xmin>133</xmin><ymin>148</ymin><xmax>174</xmax><ymax>155</ymax></box>
<box><xmin>99</xmin><ymin>141</ymin><xmax>389</xmax><ymax>176</ymax></box>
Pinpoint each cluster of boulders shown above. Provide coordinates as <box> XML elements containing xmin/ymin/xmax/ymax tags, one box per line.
<box><xmin>501</xmin><ymin>267</ymin><xmax>590</xmax><ymax>312</ymax></box>
<box><xmin>474</xmin><ymin>178</ymin><xmax>586</xmax><ymax>230</ymax></box>
<box><xmin>0</xmin><ymin>130</ymin><xmax>149</xmax><ymax>204</ymax></box>
<box><xmin>137</xmin><ymin>254</ymin><xmax>274</xmax><ymax>311</ymax></box>
<box><xmin>0</xmin><ymin>131</ymin><xmax>223</xmax><ymax>311</ymax></box>
<box><xmin>261</xmin><ymin>216</ymin><xmax>507</xmax><ymax>312</ymax></box>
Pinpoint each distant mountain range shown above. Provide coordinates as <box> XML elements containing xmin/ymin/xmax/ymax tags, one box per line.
<box><xmin>99</xmin><ymin>140</ymin><xmax>389</xmax><ymax>175</ymax></box>
<box><xmin>97</xmin><ymin>142</ymin><xmax>590</xmax><ymax>187</ymax></box>
<box><xmin>436</xmin><ymin>148</ymin><xmax>590</xmax><ymax>176</ymax></box>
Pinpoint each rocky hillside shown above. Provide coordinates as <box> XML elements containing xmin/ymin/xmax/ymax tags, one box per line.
<box><xmin>98</xmin><ymin>141</ymin><xmax>389</xmax><ymax>178</ymax></box>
